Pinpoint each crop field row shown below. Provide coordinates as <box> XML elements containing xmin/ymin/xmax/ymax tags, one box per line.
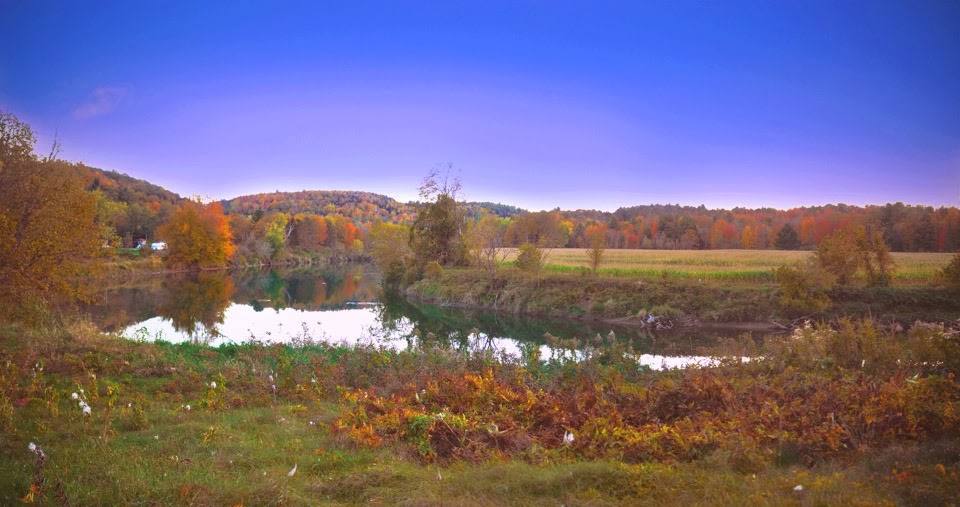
<box><xmin>502</xmin><ymin>248</ymin><xmax>954</xmax><ymax>283</ymax></box>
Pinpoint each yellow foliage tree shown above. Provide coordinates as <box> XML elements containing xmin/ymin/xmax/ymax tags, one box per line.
<box><xmin>0</xmin><ymin>111</ymin><xmax>101</xmax><ymax>324</ymax></box>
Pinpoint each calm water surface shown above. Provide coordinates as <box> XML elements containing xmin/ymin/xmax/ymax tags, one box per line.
<box><xmin>82</xmin><ymin>265</ymin><xmax>753</xmax><ymax>369</ymax></box>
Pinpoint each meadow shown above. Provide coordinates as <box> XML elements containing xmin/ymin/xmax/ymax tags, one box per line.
<box><xmin>502</xmin><ymin>248</ymin><xmax>954</xmax><ymax>284</ymax></box>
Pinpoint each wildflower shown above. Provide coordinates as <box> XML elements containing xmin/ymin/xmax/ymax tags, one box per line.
<box><xmin>309</xmin><ymin>421</ymin><xmax>315</xmax><ymax>426</ymax></box>
<box><xmin>71</xmin><ymin>392</ymin><xmax>78</xmax><ymax>400</ymax></box>
<box><xmin>209</xmin><ymin>381</ymin><xmax>217</xmax><ymax>389</ymax></box>
<box><xmin>268</xmin><ymin>374</ymin><xmax>274</xmax><ymax>383</ymax></box>
<box><xmin>185</xmin><ymin>404</ymin><xmax>191</xmax><ymax>411</ymax></box>
<box><xmin>287</xmin><ymin>463</ymin><xmax>298</xmax><ymax>477</ymax></box>
<box><xmin>127</xmin><ymin>402</ymin><xmax>132</xmax><ymax>408</ymax></box>
<box><xmin>83</xmin><ymin>405</ymin><xmax>91</xmax><ymax>416</ymax></box>
<box><xmin>310</xmin><ymin>378</ymin><xmax>317</xmax><ymax>384</ymax></box>
<box><xmin>154</xmin><ymin>435</ymin><xmax>159</xmax><ymax>440</ymax></box>
<box><xmin>793</xmin><ymin>485</ymin><xmax>803</xmax><ymax>492</ymax></box>
<box><xmin>28</xmin><ymin>442</ymin><xmax>36</xmax><ymax>452</ymax></box>
<box><xmin>271</xmin><ymin>384</ymin><xmax>277</xmax><ymax>391</ymax></box>
<box><xmin>563</xmin><ymin>430</ymin><xmax>575</xmax><ymax>445</ymax></box>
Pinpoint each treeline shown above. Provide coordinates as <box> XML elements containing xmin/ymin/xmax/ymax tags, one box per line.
<box><xmin>73</xmin><ymin>167</ymin><xmax>960</xmax><ymax>255</ymax></box>
<box><xmin>506</xmin><ymin>203</ymin><xmax>959</xmax><ymax>253</ymax></box>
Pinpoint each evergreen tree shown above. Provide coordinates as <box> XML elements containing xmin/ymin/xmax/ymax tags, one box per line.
<box><xmin>774</xmin><ymin>223</ymin><xmax>801</xmax><ymax>250</ymax></box>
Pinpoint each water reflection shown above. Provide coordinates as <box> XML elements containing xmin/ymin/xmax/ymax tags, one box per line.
<box><xmin>82</xmin><ymin>264</ymin><xmax>754</xmax><ymax>367</ymax></box>
<box><xmin>156</xmin><ymin>272</ymin><xmax>233</xmax><ymax>339</ymax></box>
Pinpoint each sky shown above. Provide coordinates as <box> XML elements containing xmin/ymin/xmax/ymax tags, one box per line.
<box><xmin>1</xmin><ymin>1</ymin><xmax>958</xmax><ymax>211</ymax></box>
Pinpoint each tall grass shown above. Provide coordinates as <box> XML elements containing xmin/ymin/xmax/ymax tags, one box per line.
<box><xmin>503</xmin><ymin>249</ymin><xmax>954</xmax><ymax>284</ymax></box>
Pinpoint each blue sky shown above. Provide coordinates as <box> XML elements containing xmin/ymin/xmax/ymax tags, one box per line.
<box><xmin>1</xmin><ymin>1</ymin><xmax>958</xmax><ymax>211</ymax></box>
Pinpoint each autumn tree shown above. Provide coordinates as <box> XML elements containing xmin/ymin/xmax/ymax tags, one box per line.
<box><xmin>289</xmin><ymin>214</ymin><xmax>327</xmax><ymax>251</ymax></box>
<box><xmin>0</xmin><ymin>110</ymin><xmax>102</xmax><ymax>324</ymax></box>
<box><xmin>815</xmin><ymin>226</ymin><xmax>894</xmax><ymax>286</ymax></box>
<box><xmin>465</xmin><ymin>213</ymin><xmax>509</xmax><ymax>280</ymax></box>
<box><xmin>585</xmin><ymin>223</ymin><xmax>607</xmax><ymax>274</ymax></box>
<box><xmin>856</xmin><ymin>228</ymin><xmax>894</xmax><ymax>287</ymax></box>
<box><xmin>409</xmin><ymin>166</ymin><xmax>466</xmax><ymax>267</ymax></box>
<box><xmin>260</xmin><ymin>212</ymin><xmax>290</xmax><ymax>260</ymax></box>
<box><xmin>157</xmin><ymin>198</ymin><xmax>235</xmax><ymax>268</ymax></box>
<box><xmin>368</xmin><ymin>222</ymin><xmax>414</xmax><ymax>287</ymax></box>
<box><xmin>815</xmin><ymin>229</ymin><xmax>860</xmax><ymax>285</ymax></box>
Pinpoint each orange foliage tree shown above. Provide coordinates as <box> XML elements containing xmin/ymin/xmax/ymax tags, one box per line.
<box><xmin>158</xmin><ymin>198</ymin><xmax>235</xmax><ymax>268</ymax></box>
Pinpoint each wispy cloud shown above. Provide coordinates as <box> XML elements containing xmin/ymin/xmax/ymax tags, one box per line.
<box><xmin>72</xmin><ymin>86</ymin><xmax>129</xmax><ymax>120</ymax></box>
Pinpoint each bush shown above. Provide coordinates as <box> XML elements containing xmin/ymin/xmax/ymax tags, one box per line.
<box><xmin>515</xmin><ymin>243</ymin><xmax>543</xmax><ymax>274</ymax></box>
<box><xmin>941</xmin><ymin>253</ymin><xmax>960</xmax><ymax>292</ymax></box>
<box><xmin>424</xmin><ymin>260</ymin><xmax>444</xmax><ymax>280</ymax></box>
<box><xmin>775</xmin><ymin>260</ymin><xmax>835</xmax><ymax>314</ymax></box>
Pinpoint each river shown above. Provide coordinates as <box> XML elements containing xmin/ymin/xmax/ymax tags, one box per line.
<box><xmin>79</xmin><ymin>264</ymin><xmax>755</xmax><ymax>369</ymax></box>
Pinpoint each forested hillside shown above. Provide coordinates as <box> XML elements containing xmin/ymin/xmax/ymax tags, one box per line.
<box><xmin>59</xmin><ymin>163</ymin><xmax>184</xmax><ymax>248</ymax></box>
<box><xmin>50</xmin><ymin>161</ymin><xmax>960</xmax><ymax>254</ymax></box>
<box><xmin>221</xmin><ymin>190</ymin><xmax>524</xmax><ymax>223</ymax></box>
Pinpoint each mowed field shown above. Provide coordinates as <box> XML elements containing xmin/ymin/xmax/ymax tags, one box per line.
<box><xmin>502</xmin><ymin>248</ymin><xmax>954</xmax><ymax>284</ymax></box>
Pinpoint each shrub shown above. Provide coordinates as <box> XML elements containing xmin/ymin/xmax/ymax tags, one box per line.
<box><xmin>424</xmin><ymin>260</ymin><xmax>444</xmax><ymax>280</ymax></box>
<box><xmin>515</xmin><ymin>243</ymin><xmax>543</xmax><ymax>274</ymax></box>
<box><xmin>775</xmin><ymin>260</ymin><xmax>835</xmax><ymax>314</ymax></box>
<box><xmin>941</xmin><ymin>253</ymin><xmax>960</xmax><ymax>292</ymax></box>
<box><xmin>815</xmin><ymin>227</ymin><xmax>895</xmax><ymax>287</ymax></box>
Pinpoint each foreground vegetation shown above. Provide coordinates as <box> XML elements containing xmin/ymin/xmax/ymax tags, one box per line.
<box><xmin>2</xmin><ymin>318</ymin><xmax>959</xmax><ymax>505</ymax></box>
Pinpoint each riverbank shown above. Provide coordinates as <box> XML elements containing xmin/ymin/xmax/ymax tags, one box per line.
<box><xmin>1</xmin><ymin>319</ymin><xmax>958</xmax><ymax>504</ymax></box>
<box><xmin>96</xmin><ymin>249</ymin><xmax>369</xmax><ymax>280</ymax></box>
<box><xmin>404</xmin><ymin>267</ymin><xmax>960</xmax><ymax>328</ymax></box>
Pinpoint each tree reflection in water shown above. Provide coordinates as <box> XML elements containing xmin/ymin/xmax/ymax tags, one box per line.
<box><xmin>156</xmin><ymin>271</ymin><xmax>234</xmax><ymax>342</ymax></box>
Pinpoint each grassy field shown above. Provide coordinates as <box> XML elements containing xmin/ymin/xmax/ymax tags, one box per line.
<box><xmin>2</xmin><ymin>319</ymin><xmax>959</xmax><ymax>505</ymax></box>
<box><xmin>502</xmin><ymin>248</ymin><xmax>954</xmax><ymax>284</ymax></box>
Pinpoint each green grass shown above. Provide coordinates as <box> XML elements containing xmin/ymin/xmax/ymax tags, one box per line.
<box><xmin>2</xmin><ymin>320</ymin><xmax>959</xmax><ymax>505</ymax></box>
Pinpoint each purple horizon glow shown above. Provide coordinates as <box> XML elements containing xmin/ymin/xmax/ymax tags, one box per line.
<box><xmin>1</xmin><ymin>1</ymin><xmax>958</xmax><ymax>211</ymax></box>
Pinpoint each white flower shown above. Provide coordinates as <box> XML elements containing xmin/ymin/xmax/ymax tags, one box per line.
<box><xmin>563</xmin><ymin>430</ymin><xmax>575</xmax><ymax>445</ymax></box>
<box><xmin>310</xmin><ymin>378</ymin><xmax>317</xmax><ymax>384</ymax></box>
<box><xmin>28</xmin><ymin>442</ymin><xmax>36</xmax><ymax>452</ymax></box>
<box><xmin>268</xmin><ymin>375</ymin><xmax>274</xmax><ymax>383</ymax></box>
<box><xmin>209</xmin><ymin>381</ymin><xmax>217</xmax><ymax>389</ymax></box>
<box><xmin>287</xmin><ymin>463</ymin><xmax>298</xmax><ymax>477</ymax></box>
<box><xmin>71</xmin><ymin>392</ymin><xmax>78</xmax><ymax>400</ymax></box>
<box><xmin>79</xmin><ymin>388</ymin><xmax>84</xmax><ymax>393</ymax></box>
<box><xmin>793</xmin><ymin>485</ymin><xmax>804</xmax><ymax>492</ymax></box>
<box><xmin>185</xmin><ymin>404</ymin><xmax>191</xmax><ymax>411</ymax></box>
<box><xmin>154</xmin><ymin>435</ymin><xmax>159</xmax><ymax>440</ymax></box>
<box><xmin>82</xmin><ymin>405</ymin><xmax>91</xmax><ymax>416</ymax></box>
<box><xmin>271</xmin><ymin>384</ymin><xmax>277</xmax><ymax>391</ymax></box>
<box><xmin>127</xmin><ymin>403</ymin><xmax>132</xmax><ymax>408</ymax></box>
<box><xmin>309</xmin><ymin>421</ymin><xmax>315</xmax><ymax>426</ymax></box>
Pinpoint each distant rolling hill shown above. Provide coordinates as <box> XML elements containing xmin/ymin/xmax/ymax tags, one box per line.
<box><xmin>221</xmin><ymin>190</ymin><xmax>524</xmax><ymax>223</ymax></box>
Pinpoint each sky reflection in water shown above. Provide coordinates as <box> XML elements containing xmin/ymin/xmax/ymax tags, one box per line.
<box><xmin>108</xmin><ymin>265</ymin><xmax>743</xmax><ymax>370</ymax></box>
